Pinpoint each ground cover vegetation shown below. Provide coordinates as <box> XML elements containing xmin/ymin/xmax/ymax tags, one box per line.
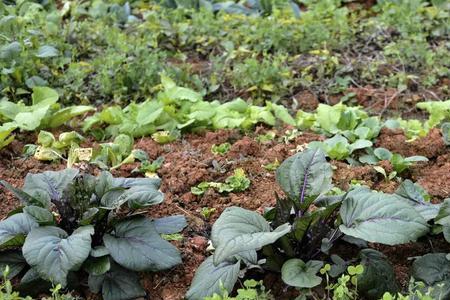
<box><xmin>0</xmin><ymin>0</ymin><xmax>449</xmax><ymax>299</ymax></box>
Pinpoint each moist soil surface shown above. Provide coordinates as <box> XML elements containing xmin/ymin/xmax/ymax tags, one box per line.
<box><xmin>1</xmin><ymin>126</ymin><xmax>449</xmax><ymax>299</ymax></box>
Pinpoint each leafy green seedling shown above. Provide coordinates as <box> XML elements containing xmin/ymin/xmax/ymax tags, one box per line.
<box><xmin>200</xmin><ymin>207</ymin><xmax>216</xmax><ymax>219</ymax></box>
<box><xmin>191</xmin><ymin>168</ymin><xmax>251</xmax><ymax>195</ymax></box>
<box><xmin>25</xmin><ymin>130</ymin><xmax>85</xmax><ymax>162</ymax></box>
<box><xmin>309</xmin><ymin>135</ymin><xmax>372</xmax><ymax>160</ymax></box>
<box><xmin>360</xmin><ymin>147</ymin><xmax>428</xmax><ymax>173</ymax></box>
<box><xmin>211</xmin><ymin>143</ymin><xmax>231</xmax><ymax>155</ymax></box>
<box><xmin>262</xmin><ymin>159</ymin><xmax>280</xmax><ymax>171</ymax></box>
<box><xmin>256</xmin><ymin>131</ymin><xmax>276</xmax><ymax>143</ymax></box>
<box><xmin>152</xmin><ymin>130</ymin><xmax>180</xmax><ymax>144</ymax></box>
<box><xmin>133</xmin><ymin>157</ymin><xmax>165</xmax><ymax>177</ymax></box>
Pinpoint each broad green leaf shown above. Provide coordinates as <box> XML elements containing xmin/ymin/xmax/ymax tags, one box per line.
<box><xmin>84</xmin><ymin>256</ymin><xmax>110</xmax><ymax>276</ymax></box>
<box><xmin>0</xmin><ymin>250</ymin><xmax>26</xmax><ymax>279</ymax></box>
<box><xmin>0</xmin><ymin>178</ymin><xmax>38</xmax><ymax>205</ymax></box>
<box><xmin>357</xmin><ymin>249</ymin><xmax>399</xmax><ymax>299</ymax></box>
<box><xmin>123</xmin><ymin>185</ymin><xmax>164</xmax><ymax>209</ymax></box>
<box><xmin>23</xmin><ymin>205</ymin><xmax>54</xmax><ymax>225</ymax></box>
<box><xmin>412</xmin><ymin>253</ymin><xmax>450</xmax><ymax>299</ymax></box>
<box><xmin>276</xmin><ymin>148</ymin><xmax>332</xmax><ymax>201</ymax></box>
<box><xmin>0</xmin><ymin>122</ymin><xmax>17</xmax><ymax>149</ymax></box>
<box><xmin>349</xmin><ymin>139</ymin><xmax>372</xmax><ymax>153</ymax></box>
<box><xmin>442</xmin><ymin>123</ymin><xmax>450</xmax><ymax>145</ymax></box>
<box><xmin>90</xmin><ymin>246</ymin><xmax>110</xmax><ymax>258</ymax></box>
<box><xmin>103</xmin><ymin>217</ymin><xmax>181</xmax><ymax>271</ymax></box>
<box><xmin>0</xmin><ymin>213</ymin><xmax>38</xmax><ymax>249</ymax></box>
<box><xmin>31</xmin><ymin>87</ymin><xmax>59</xmax><ymax>106</ymax></box>
<box><xmin>14</xmin><ymin>106</ymin><xmax>49</xmax><ymax>130</ymax></box>
<box><xmin>340</xmin><ymin>188</ymin><xmax>429</xmax><ymax>245</ymax></box>
<box><xmin>47</xmin><ymin>106</ymin><xmax>94</xmax><ymax>128</ymax></box>
<box><xmin>412</xmin><ymin>253</ymin><xmax>450</xmax><ymax>285</ymax></box>
<box><xmin>211</xmin><ymin>207</ymin><xmax>290</xmax><ymax>264</ymax></box>
<box><xmin>153</xmin><ymin>215</ymin><xmax>187</xmax><ymax>234</ymax></box>
<box><xmin>89</xmin><ymin>263</ymin><xmax>146</xmax><ymax>300</ymax></box>
<box><xmin>136</xmin><ymin>101</ymin><xmax>163</xmax><ymax>125</ymax></box>
<box><xmin>23</xmin><ymin>168</ymin><xmax>79</xmax><ymax>207</ymax></box>
<box><xmin>315</xmin><ymin>103</ymin><xmax>342</xmax><ymax>134</ymax></box>
<box><xmin>281</xmin><ymin>259</ymin><xmax>323</xmax><ymax>288</ymax></box>
<box><xmin>394</xmin><ymin>180</ymin><xmax>439</xmax><ymax>221</ymax></box>
<box><xmin>95</xmin><ymin>171</ymin><xmax>114</xmax><ymax>198</ymax></box>
<box><xmin>35</xmin><ymin>45</ymin><xmax>59</xmax><ymax>58</ymax></box>
<box><xmin>268</xmin><ymin>102</ymin><xmax>295</xmax><ymax>125</ymax></box>
<box><xmin>374</xmin><ymin>148</ymin><xmax>393</xmax><ymax>161</ymax></box>
<box><xmin>37</xmin><ymin>131</ymin><xmax>55</xmax><ymax>147</ymax></box>
<box><xmin>435</xmin><ymin>199</ymin><xmax>450</xmax><ymax>242</ymax></box>
<box><xmin>0</xmin><ymin>41</ymin><xmax>21</xmax><ymax>60</ymax></box>
<box><xmin>23</xmin><ymin>226</ymin><xmax>94</xmax><ymax>287</ymax></box>
<box><xmin>186</xmin><ymin>256</ymin><xmax>240</xmax><ymax>300</ymax></box>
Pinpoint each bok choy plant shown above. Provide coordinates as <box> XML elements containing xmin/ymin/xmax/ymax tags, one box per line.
<box><xmin>187</xmin><ymin>149</ymin><xmax>431</xmax><ymax>300</ymax></box>
<box><xmin>0</xmin><ymin>169</ymin><xmax>186</xmax><ymax>300</ymax></box>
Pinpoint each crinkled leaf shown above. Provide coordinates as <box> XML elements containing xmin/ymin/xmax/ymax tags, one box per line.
<box><xmin>103</xmin><ymin>217</ymin><xmax>181</xmax><ymax>272</ymax></box>
<box><xmin>339</xmin><ymin>188</ymin><xmax>429</xmax><ymax>245</ymax></box>
<box><xmin>186</xmin><ymin>256</ymin><xmax>240</xmax><ymax>300</ymax></box>
<box><xmin>22</xmin><ymin>226</ymin><xmax>94</xmax><ymax>287</ymax></box>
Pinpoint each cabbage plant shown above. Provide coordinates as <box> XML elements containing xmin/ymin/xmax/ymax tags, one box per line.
<box><xmin>0</xmin><ymin>169</ymin><xmax>186</xmax><ymax>300</ymax></box>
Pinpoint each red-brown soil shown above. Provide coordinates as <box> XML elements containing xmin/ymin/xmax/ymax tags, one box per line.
<box><xmin>0</xmin><ymin>126</ymin><xmax>449</xmax><ymax>299</ymax></box>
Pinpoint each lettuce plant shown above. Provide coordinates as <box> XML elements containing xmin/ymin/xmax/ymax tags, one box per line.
<box><xmin>191</xmin><ymin>168</ymin><xmax>250</xmax><ymax>195</ymax></box>
<box><xmin>83</xmin><ymin>76</ymin><xmax>295</xmax><ymax>139</ymax></box>
<box><xmin>359</xmin><ymin>147</ymin><xmax>428</xmax><ymax>173</ymax></box>
<box><xmin>24</xmin><ymin>130</ymin><xmax>84</xmax><ymax>161</ymax></box>
<box><xmin>187</xmin><ymin>149</ymin><xmax>431</xmax><ymax>299</ymax></box>
<box><xmin>0</xmin><ymin>87</ymin><xmax>92</xmax><ymax>152</ymax></box>
<box><xmin>0</xmin><ymin>169</ymin><xmax>186</xmax><ymax>300</ymax></box>
<box><xmin>308</xmin><ymin>135</ymin><xmax>372</xmax><ymax>160</ymax></box>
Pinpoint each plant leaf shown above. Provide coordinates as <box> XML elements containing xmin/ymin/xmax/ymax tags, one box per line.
<box><xmin>0</xmin><ymin>250</ymin><xmax>26</xmax><ymax>279</ymax></box>
<box><xmin>35</xmin><ymin>45</ymin><xmax>59</xmax><ymax>58</ymax></box>
<box><xmin>0</xmin><ymin>213</ymin><xmax>38</xmax><ymax>249</ymax></box>
<box><xmin>23</xmin><ymin>205</ymin><xmax>54</xmax><ymax>225</ymax></box>
<box><xmin>276</xmin><ymin>148</ymin><xmax>332</xmax><ymax>202</ymax></box>
<box><xmin>89</xmin><ymin>263</ymin><xmax>146</xmax><ymax>300</ymax></box>
<box><xmin>357</xmin><ymin>249</ymin><xmax>399</xmax><ymax>299</ymax></box>
<box><xmin>211</xmin><ymin>207</ymin><xmax>290</xmax><ymax>264</ymax></box>
<box><xmin>22</xmin><ymin>226</ymin><xmax>94</xmax><ymax>287</ymax></box>
<box><xmin>103</xmin><ymin>217</ymin><xmax>181</xmax><ymax>272</ymax></box>
<box><xmin>22</xmin><ymin>168</ymin><xmax>79</xmax><ymax>207</ymax></box>
<box><xmin>281</xmin><ymin>259</ymin><xmax>323</xmax><ymax>288</ymax></box>
<box><xmin>339</xmin><ymin>188</ymin><xmax>428</xmax><ymax>245</ymax></box>
<box><xmin>153</xmin><ymin>215</ymin><xmax>187</xmax><ymax>234</ymax></box>
<box><xmin>186</xmin><ymin>256</ymin><xmax>240</xmax><ymax>300</ymax></box>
